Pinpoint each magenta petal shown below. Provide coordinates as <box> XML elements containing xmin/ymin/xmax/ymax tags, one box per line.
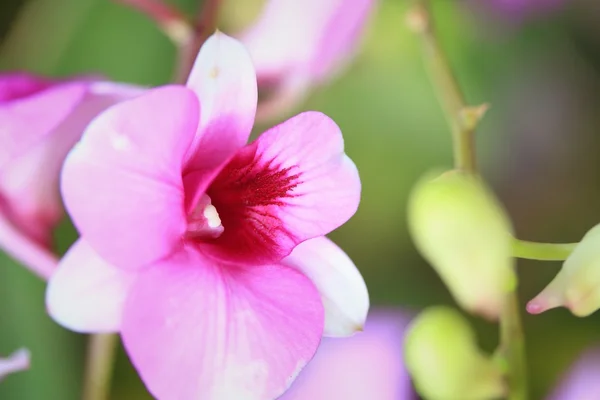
<box><xmin>0</xmin><ymin>80</ymin><xmax>144</xmax><ymax>248</ymax></box>
<box><xmin>0</xmin><ymin>76</ymin><xmax>87</xmax><ymax>168</ymax></box>
<box><xmin>201</xmin><ymin>111</ymin><xmax>360</xmax><ymax>266</ymax></box>
<box><xmin>121</xmin><ymin>248</ymin><xmax>324</xmax><ymax>400</ymax></box>
<box><xmin>280</xmin><ymin>311</ymin><xmax>414</xmax><ymax>400</ymax></box>
<box><xmin>46</xmin><ymin>239</ymin><xmax>136</xmax><ymax>333</ymax></box>
<box><xmin>185</xmin><ymin>32</ymin><xmax>257</xmax><ymax>172</ymax></box>
<box><xmin>61</xmin><ymin>86</ymin><xmax>199</xmax><ymax>269</ymax></box>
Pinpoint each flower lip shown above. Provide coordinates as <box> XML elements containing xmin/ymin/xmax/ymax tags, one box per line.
<box><xmin>184</xmin><ymin>142</ymin><xmax>302</xmax><ymax>264</ymax></box>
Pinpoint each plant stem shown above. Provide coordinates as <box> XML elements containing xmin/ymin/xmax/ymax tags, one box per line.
<box><xmin>408</xmin><ymin>2</ymin><xmax>527</xmax><ymax>399</ymax></box>
<box><xmin>512</xmin><ymin>239</ymin><xmax>577</xmax><ymax>261</ymax></box>
<box><xmin>173</xmin><ymin>0</ymin><xmax>222</xmax><ymax>83</ymax></box>
<box><xmin>499</xmin><ymin>293</ymin><xmax>528</xmax><ymax>400</ymax></box>
<box><xmin>81</xmin><ymin>334</ymin><xmax>119</xmax><ymax>400</ymax></box>
<box><xmin>407</xmin><ymin>1</ymin><xmax>479</xmax><ymax>173</ymax></box>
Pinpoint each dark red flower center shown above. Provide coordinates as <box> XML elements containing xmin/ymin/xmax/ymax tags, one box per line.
<box><xmin>185</xmin><ymin>142</ymin><xmax>301</xmax><ymax>265</ymax></box>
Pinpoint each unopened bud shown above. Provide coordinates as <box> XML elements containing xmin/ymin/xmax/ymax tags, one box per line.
<box><xmin>528</xmin><ymin>224</ymin><xmax>600</xmax><ymax>317</ymax></box>
<box><xmin>405</xmin><ymin>307</ymin><xmax>505</xmax><ymax>400</ymax></box>
<box><xmin>408</xmin><ymin>170</ymin><xmax>515</xmax><ymax>319</ymax></box>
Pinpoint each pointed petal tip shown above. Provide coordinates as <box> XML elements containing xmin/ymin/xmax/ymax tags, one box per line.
<box><xmin>526</xmin><ymin>297</ymin><xmax>560</xmax><ymax>315</ymax></box>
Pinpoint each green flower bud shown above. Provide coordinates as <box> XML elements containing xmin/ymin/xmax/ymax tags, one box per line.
<box><xmin>528</xmin><ymin>224</ymin><xmax>600</xmax><ymax>317</ymax></box>
<box><xmin>408</xmin><ymin>170</ymin><xmax>516</xmax><ymax>319</ymax></box>
<box><xmin>404</xmin><ymin>307</ymin><xmax>505</xmax><ymax>400</ymax></box>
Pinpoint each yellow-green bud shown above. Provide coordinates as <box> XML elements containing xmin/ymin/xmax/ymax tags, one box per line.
<box><xmin>408</xmin><ymin>170</ymin><xmax>515</xmax><ymax>320</ymax></box>
<box><xmin>528</xmin><ymin>224</ymin><xmax>600</xmax><ymax>317</ymax></box>
<box><xmin>404</xmin><ymin>307</ymin><xmax>505</xmax><ymax>400</ymax></box>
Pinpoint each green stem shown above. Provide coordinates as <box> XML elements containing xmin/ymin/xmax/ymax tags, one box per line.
<box><xmin>511</xmin><ymin>239</ymin><xmax>577</xmax><ymax>261</ymax></box>
<box><xmin>499</xmin><ymin>293</ymin><xmax>528</xmax><ymax>400</ymax></box>
<box><xmin>81</xmin><ymin>334</ymin><xmax>119</xmax><ymax>400</ymax></box>
<box><xmin>409</xmin><ymin>2</ymin><xmax>527</xmax><ymax>399</ymax></box>
<box><xmin>408</xmin><ymin>1</ymin><xmax>479</xmax><ymax>173</ymax></box>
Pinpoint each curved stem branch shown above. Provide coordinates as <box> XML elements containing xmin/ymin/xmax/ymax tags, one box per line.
<box><xmin>408</xmin><ymin>2</ymin><xmax>527</xmax><ymax>399</ymax></box>
<box><xmin>407</xmin><ymin>1</ymin><xmax>484</xmax><ymax>173</ymax></box>
<box><xmin>81</xmin><ymin>334</ymin><xmax>119</xmax><ymax>400</ymax></box>
<box><xmin>511</xmin><ymin>239</ymin><xmax>577</xmax><ymax>261</ymax></box>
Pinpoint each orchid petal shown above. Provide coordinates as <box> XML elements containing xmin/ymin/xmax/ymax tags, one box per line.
<box><xmin>0</xmin><ymin>348</ymin><xmax>30</xmax><ymax>381</ymax></box>
<box><xmin>282</xmin><ymin>236</ymin><xmax>368</xmax><ymax>337</ymax></box>
<box><xmin>548</xmin><ymin>348</ymin><xmax>600</xmax><ymax>400</ymax></box>
<box><xmin>240</xmin><ymin>0</ymin><xmax>374</xmax><ymax>120</ymax></box>
<box><xmin>61</xmin><ymin>86</ymin><xmax>199</xmax><ymax>269</ymax></box>
<box><xmin>46</xmin><ymin>239</ymin><xmax>136</xmax><ymax>333</ymax></box>
<box><xmin>185</xmin><ymin>32</ymin><xmax>257</xmax><ymax>172</ymax></box>
<box><xmin>121</xmin><ymin>248</ymin><xmax>324</xmax><ymax>400</ymax></box>
<box><xmin>202</xmin><ymin>111</ymin><xmax>360</xmax><ymax>265</ymax></box>
<box><xmin>281</xmin><ymin>311</ymin><xmax>414</xmax><ymax>400</ymax></box>
<box><xmin>0</xmin><ymin>75</ymin><xmax>87</xmax><ymax>168</ymax></box>
<box><xmin>0</xmin><ymin>81</ymin><xmax>144</xmax><ymax>247</ymax></box>
<box><xmin>0</xmin><ymin>212</ymin><xmax>56</xmax><ymax>280</ymax></box>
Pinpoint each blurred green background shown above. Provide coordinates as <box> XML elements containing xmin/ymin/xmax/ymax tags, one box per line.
<box><xmin>2</xmin><ymin>0</ymin><xmax>600</xmax><ymax>398</ymax></box>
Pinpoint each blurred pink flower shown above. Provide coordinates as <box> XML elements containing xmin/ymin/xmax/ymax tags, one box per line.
<box><xmin>280</xmin><ymin>310</ymin><xmax>415</xmax><ymax>400</ymax></box>
<box><xmin>547</xmin><ymin>347</ymin><xmax>600</xmax><ymax>400</ymax></box>
<box><xmin>0</xmin><ymin>348</ymin><xmax>30</xmax><ymax>381</ymax></box>
<box><xmin>47</xmin><ymin>32</ymin><xmax>366</xmax><ymax>400</ymax></box>
<box><xmin>240</xmin><ymin>0</ymin><xmax>375</xmax><ymax>122</ymax></box>
<box><xmin>0</xmin><ymin>73</ymin><xmax>142</xmax><ymax>279</ymax></box>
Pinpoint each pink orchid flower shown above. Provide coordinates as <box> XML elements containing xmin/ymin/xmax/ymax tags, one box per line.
<box><xmin>547</xmin><ymin>347</ymin><xmax>600</xmax><ymax>400</ymax></box>
<box><xmin>47</xmin><ymin>32</ymin><xmax>367</xmax><ymax>400</ymax></box>
<box><xmin>280</xmin><ymin>310</ymin><xmax>415</xmax><ymax>400</ymax></box>
<box><xmin>0</xmin><ymin>348</ymin><xmax>30</xmax><ymax>381</ymax></box>
<box><xmin>240</xmin><ymin>0</ymin><xmax>375</xmax><ymax>122</ymax></box>
<box><xmin>0</xmin><ymin>74</ymin><xmax>142</xmax><ymax>279</ymax></box>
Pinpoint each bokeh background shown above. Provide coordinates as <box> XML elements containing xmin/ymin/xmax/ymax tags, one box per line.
<box><xmin>2</xmin><ymin>0</ymin><xmax>600</xmax><ymax>398</ymax></box>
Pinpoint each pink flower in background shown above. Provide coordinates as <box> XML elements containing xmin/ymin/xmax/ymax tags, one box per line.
<box><xmin>0</xmin><ymin>74</ymin><xmax>142</xmax><ymax>279</ymax></box>
<box><xmin>240</xmin><ymin>0</ymin><xmax>375</xmax><ymax>122</ymax></box>
<box><xmin>547</xmin><ymin>347</ymin><xmax>600</xmax><ymax>399</ymax></box>
<box><xmin>0</xmin><ymin>348</ymin><xmax>30</xmax><ymax>381</ymax></box>
<box><xmin>47</xmin><ymin>32</ymin><xmax>366</xmax><ymax>400</ymax></box>
<box><xmin>280</xmin><ymin>310</ymin><xmax>415</xmax><ymax>400</ymax></box>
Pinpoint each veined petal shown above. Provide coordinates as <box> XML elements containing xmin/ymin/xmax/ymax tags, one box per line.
<box><xmin>280</xmin><ymin>311</ymin><xmax>413</xmax><ymax>400</ymax></box>
<box><xmin>0</xmin><ymin>81</ymin><xmax>144</xmax><ymax>248</ymax></box>
<box><xmin>0</xmin><ymin>75</ymin><xmax>87</xmax><ymax>168</ymax></box>
<box><xmin>46</xmin><ymin>239</ymin><xmax>136</xmax><ymax>333</ymax></box>
<box><xmin>121</xmin><ymin>248</ymin><xmax>324</xmax><ymax>400</ymax></box>
<box><xmin>0</xmin><ymin>348</ymin><xmax>30</xmax><ymax>381</ymax></box>
<box><xmin>61</xmin><ymin>86</ymin><xmax>199</xmax><ymax>269</ymax></box>
<box><xmin>185</xmin><ymin>32</ymin><xmax>257</xmax><ymax>172</ymax></box>
<box><xmin>201</xmin><ymin>111</ymin><xmax>360</xmax><ymax>266</ymax></box>
<box><xmin>282</xmin><ymin>236</ymin><xmax>368</xmax><ymax>337</ymax></box>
